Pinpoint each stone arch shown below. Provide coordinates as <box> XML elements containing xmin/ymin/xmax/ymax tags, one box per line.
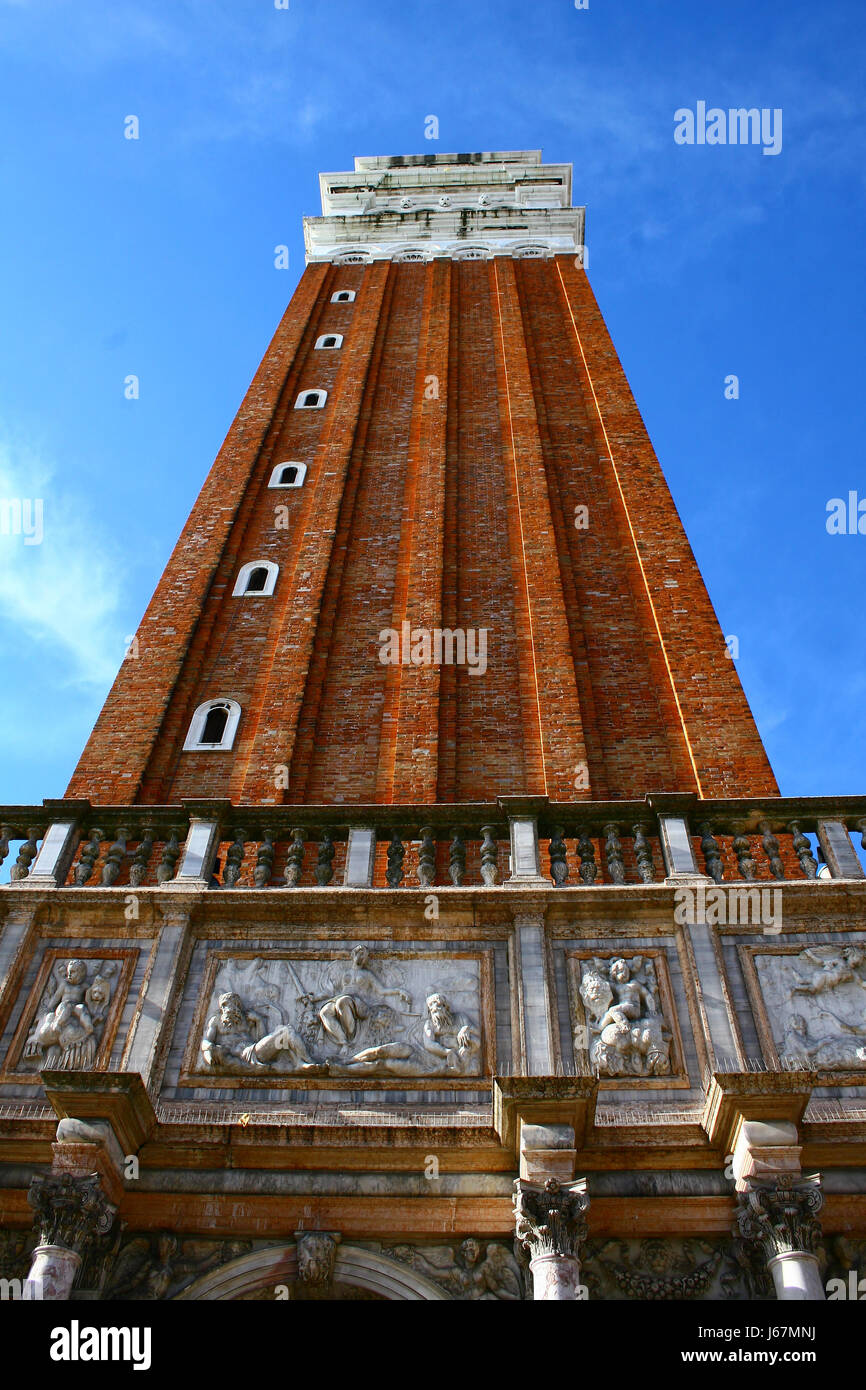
<box><xmin>175</xmin><ymin>1242</ymin><xmax>450</xmax><ymax>1301</ymax></box>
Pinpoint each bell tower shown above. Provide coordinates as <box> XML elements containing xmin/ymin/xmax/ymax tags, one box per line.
<box><xmin>2</xmin><ymin>152</ymin><xmax>865</xmax><ymax>1310</ymax></box>
<box><xmin>67</xmin><ymin>150</ymin><xmax>776</xmax><ymax>809</ymax></box>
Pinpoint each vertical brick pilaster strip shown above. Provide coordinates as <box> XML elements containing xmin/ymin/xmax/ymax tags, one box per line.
<box><xmin>238</xmin><ymin>261</ymin><xmax>392</xmax><ymax>803</ymax></box>
<box><xmin>555</xmin><ymin>258</ymin><xmax>779</xmax><ymax>798</ymax></box>
<box><xmin>493</xmin><ymin>257</ymin><xmax>590</xmax><ymax>799</ymax></box>
<box><xmin>378</xmin><ymin>260</ymin><xmax>451</xmax><ymax>803</ymax></box>
<box><xmin>65</xmin><ymin>264</ymin><xmax>329</xmax><ymax>805</ymax></box>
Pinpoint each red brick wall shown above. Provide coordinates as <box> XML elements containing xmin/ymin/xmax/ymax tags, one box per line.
<box><xmin>555</xmin><ymin>257</ymin><xmax>778</xmax><ymax>797</ymax></box>
<box><xmin>67</xmin><ymin>254</ymin><xmax>778</xmax><ymax>807</ymax></box>
<box><xmin>66</xmin><ymin>263</ymin><xmax>328</xmax><ymax>804</ymax></box>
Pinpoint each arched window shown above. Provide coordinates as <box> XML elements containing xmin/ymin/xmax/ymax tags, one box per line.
<box><xmin>268</xmin><ymin>462</ymin><xmax>307</xmax><ymax>489</ymax></box>
<box><xmin>294</xmin><ymin>389</ymin><xmax>327</xmax><ymax>410</ymax></box>
<box><xmin>331</xmin><ymin>290</ymin><xmax>356</xmax><ymax>303</ymax></box>
<box><xmin>183</xmin><ymin>699</ymin><xmax>241</xmax><ymax>752</ymax></box>
<box><xmin>232</xmin><ymin>561</ymin><xmax>279</xmax><ymax>597</ymax></box>
<box><xmin>202</xmin><ymin>707</ymin><xmax>228</xmax><ymax>743</ymax></box>
<box><xmin>315</xmin><ymin>333</ymin><xmax>343</xmax><ymax>350</ymax></box>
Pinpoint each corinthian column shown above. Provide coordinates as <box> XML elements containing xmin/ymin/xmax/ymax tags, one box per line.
<box><xmin>735</xmin><ymin>1173</ymin><xmax>825</xmax><ymax>1301</ymax></box>
<box><xmin>24</xmin><ymin>1172</ymin><xmax>117</xmax><ymax>1300</ymax></box>
<box><xmin>513</xmin><ymin>1176</ymin><xmax>589</xmax><ymax>1300</ymax></box>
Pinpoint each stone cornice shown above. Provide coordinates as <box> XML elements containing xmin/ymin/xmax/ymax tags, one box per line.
<box><xmin>304</xmin><ymin>150</ymin><xmax>585</xmax><ymax>262</ymax></box>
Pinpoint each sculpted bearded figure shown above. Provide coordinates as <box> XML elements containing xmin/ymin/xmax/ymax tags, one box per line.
<box><xmin>341</xmin><ymin>991</ymin><xmax>480</xmax><ymax>1076</ymax></box>
<box><xmin>200</xmin><ymin>991</ymin><xmax>323</xmax><ymax>1074</ymax></box>
<box><xmin>422</xmin><ymin>992</ymin><xmax>479</xmax><ymax>1071</ymax></box>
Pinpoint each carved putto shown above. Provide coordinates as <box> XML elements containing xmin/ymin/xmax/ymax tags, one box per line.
<box><xmin>756</xmin><ymin>944</ymin><xmax>866</xmax><ymax>1069</ymax></box>
<box><xmin>106</xmin><ymin>1234</ymin><xmax>252</xmax><ymax>1300</ymax></box>
<box><xmin>387</xmin><ymin>1239</ymin><xmax>525</xmax><ymax>1300</ymax></box>
<box><xmin>576</xmin><ymin>956</ymin><xmax>671</xmax><ymax>1077</ymax></box>
<box><xmin>23</xmin><ymin>958</ymin><xmax>116</xmax><ymax>1071</ymax></box>
<box><xmin>196</xmin><ymin>950</ymin><xmax>483</xmax><ymax>1079</ymax></box>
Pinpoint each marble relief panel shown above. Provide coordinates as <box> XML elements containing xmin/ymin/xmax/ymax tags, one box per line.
<box><xmin>181</xmin><ymin>947</ymin><xmax>494</xmax><ymax>1088</ymax></box>
<box><xmin>1</xmin><ymin>947</ymin><xmax>138</xmax><ymax>1082</ymax></box>
<box><xmin>566</xmin><ymin>948</ymin><xmax>688</xmax><ymax>1087</ymax></box>
<box><xmin>741</xmin><ymin>941</ymin><xmax>866</xmax><ymax>1079</ymax></box>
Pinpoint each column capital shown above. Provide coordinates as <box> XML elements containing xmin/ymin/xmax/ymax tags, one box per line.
<box><xmin>27</xmin><ymin>1171</ymin><xmax>117</xmax><ymax>1256</ymax></box>
<box><xmin>513</xmin><ymin>1176</ymin><xmax>589</xmax><ymax>1260</ymax></box>
<box><xmin>734</xmin><ymin>1173</ymin><xmax>824</xmax><ymax>1262</ymax></box>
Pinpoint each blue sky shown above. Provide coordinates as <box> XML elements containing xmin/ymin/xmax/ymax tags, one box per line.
<box><xmin>0</xmin><ymin>0</ymin><xmax>864</xmax><ymax>807</ymax></box>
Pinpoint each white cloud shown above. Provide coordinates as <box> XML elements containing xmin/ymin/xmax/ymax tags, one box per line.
<box><xmin>0</xmin><ymin>432</ymin><xmax>126</xmax><ymax>689</ymax></box>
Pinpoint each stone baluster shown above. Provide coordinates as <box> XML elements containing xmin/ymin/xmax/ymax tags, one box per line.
<box><xmin>760</xmin><ymin>820</ymin><xmax>786</xmax><ymax>880</ymax></box>
<box><xmin>284</xmin><ymin>828</ymin><xmax>306</xmax><ymax>887</ymax></box>
<box><xmin>10</xmin><ymin>827</ymin><xmax>40</xmax><ymax>881</ymax></box>
<box><xmin>513</xmin><ymin>1177</ymin><xmax>590</xmax><ymax>1301</ymax></box>
<box><xmin>73</xmin><ymin>828</ymin><xmax>104</xmax><ymax>887</ymax></box>
<box><xmin>315</xmin><ymin>830</ymin><xmax>335</xmax><ymax>886</ymax></box>
<box><xmin>576</xmin><ymin>830</ymin><xmax>597</xmax><ymax>885</ymax></box>
<box><xmin>156</xmin><ymin>831</ymin><xmax>181</xmax><ymax>884</ymax></box>
<box><xmin>699</xmin><ymin>822</ymin><xmax>725</xmax><ymax>883</ymax></box>
<box><xmin>732</xmin><ymin>832</ymin><xmax>757</xmax><ymax>881</ymax></box>
<box><xmin>24</xmin><ymin>1172</ymin><xmax>117</xmax><ymax>1301</ymax></box>
<box><xmin>603</xmin><ymin>823</ymin><xmax>625</xmax><ymax>885</ymax></box>
<box><xmin>101</xmin><ymin>827</ymin><xmax>129</xmax><ymax>886</ymax></box>
<box><xmin>417</xmin><ymin>826</ymin><xmax>436</xmax><ymax>888</ymax></box>
<box><xmin>0</xmin><ymin>824</ymin><xmax>11</xmax><ymax>872</ymax></box>
<box><xmin>480</xmin><ymin>825</ymin><xmax>499</xmax><ymax>886</ymax></box>
<box><xmin>789</xmin><ymin>823</ymin><xmax>817</xmax><ymax>879</ymax></box>
<box><xmin>857</xmin><ymin>818</ymin><xmax>866</xmax><ymax>852</ymax></box>
<box><xmin>385</xmin><ymin>830</ymin><xmax>405</xmax><ymax>888</ymax></box>
<box><xmin>735</xmin><ymin>1174</ymin><xmax>825</xmax><ymax>1301</ymax></box>
<box><xmin>448</xmin><ymin>828</ymin><xmax>466</xmax><ymax>886</ymax></box>
<box><xmin>548</xmin><ymin>826</ymin><xmax>568</xmax><ymax>886</ymax></box>
<box><xmin>632</xmin><ymin>823</ymin><xmax>655</xmax><ymax>884</ymax></box>
<box><xmin>128</xmin><ymin>828</ymin><xmax>155</xmax><ymax>888</ymax></box>
<box><xmin>222</xmin><ymin>829</ymin><xmax>248</xmax><ymax>888</ymax></box>
<box><xmin>254</xmin><ymin>832</ymin><xmax>274</xmax><ymax>888</ymax></box>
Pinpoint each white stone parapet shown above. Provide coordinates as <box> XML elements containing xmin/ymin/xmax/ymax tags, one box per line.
<box><xmin>304</xmin><ymin>150</ymin><xmax>586</xmax><ymax>263</ymax></box>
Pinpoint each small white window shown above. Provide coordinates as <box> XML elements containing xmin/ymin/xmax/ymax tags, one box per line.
<box><xmin>269</xmin><ymin>462</ymin><xmax>307</xmax><ymax>489</ymax></box>
<box><xmin>294</xmin><ymin>389</ymin><xmax>327</xmax><ymax>410</ymax></box>
<box><xmin>331</xmin><ymin>290</ymin><xmax>356</xmax><ymax>303</ymax></box>
<box><xmin>183</xmin><ymin>699</ymin><xmax>241</xmax><ymax>752</ymax></box>
<box><xmin>232</xmin><ymin>561</ymin><xmax>278</xmax><ymax>597</ymax></box>
<box><xmin>315</xmin><ymin>333</ymin><xmax>343</xmax><ymax>350</ymax></box>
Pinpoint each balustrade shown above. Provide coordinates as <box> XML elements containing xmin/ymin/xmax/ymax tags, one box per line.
<box><xmin>0</xmin><ymin>797</ymin><xmax>863</xmax><ymax>892</ymax></box>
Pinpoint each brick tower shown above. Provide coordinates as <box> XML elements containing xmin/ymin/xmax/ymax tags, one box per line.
<box><xmin>68</xmin><ymin>150</ymin><xmax>776</xmax><ymax>811</ymax></box>
<box><xmin>2</xmin><ymin>152</ymin><xmax>865</xmax><ymax>1308</ymax></box>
